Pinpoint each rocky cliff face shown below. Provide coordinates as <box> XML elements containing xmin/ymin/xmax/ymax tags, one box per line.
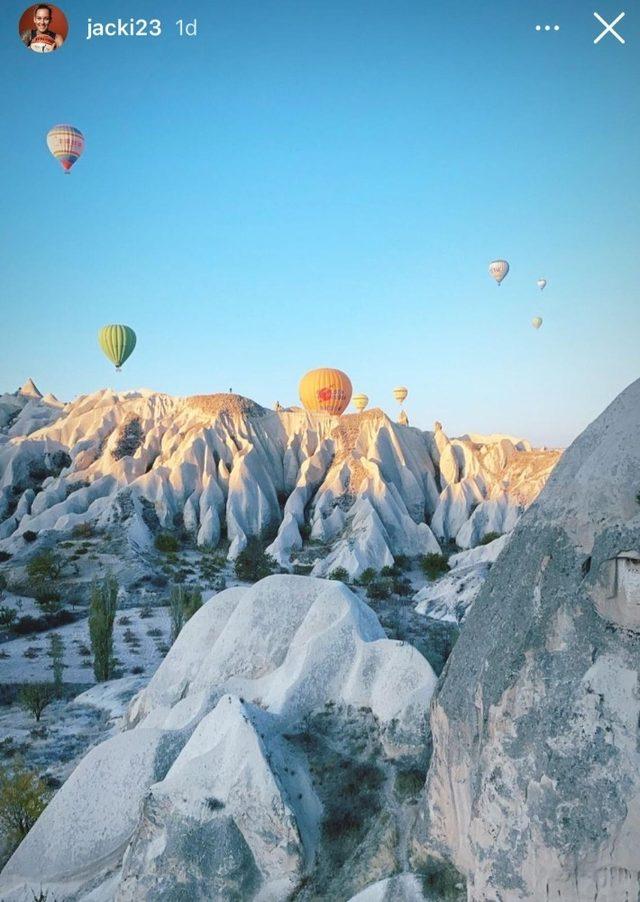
<box><xmin>0</xmin><ymin>386</ymin><xmax>558</xmax><ymax>578</ymax></box>
<box><xmin>416</xmin><ymin>378</ymin><xmax>640</xmax><ymax>900</ymax></box>
<box><xmin>0</xmin><ymin>576</ymin><xmax>437</xmax><ymax>901</ymax></box>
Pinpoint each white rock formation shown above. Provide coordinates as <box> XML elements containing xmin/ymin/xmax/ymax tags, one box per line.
<box><xmin>0</xmin><ymin>575</ymin><xmax>437</xmax><ymax>900</ymax></box>
<box><xmin>0</xmin><ymin>388</ymin><xmax>559</xmax><ymax>576</ymax></box>
<box><xmin>417</xmin><ymin>378</ymin><xmax>640</xmax><ymax>900</ymax></box>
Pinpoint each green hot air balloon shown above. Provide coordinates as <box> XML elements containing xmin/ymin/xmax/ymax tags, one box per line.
<box><xmin>98</xmin><ymin>324</ymin><xmax>137</xmax><ymax>371</ymax></box>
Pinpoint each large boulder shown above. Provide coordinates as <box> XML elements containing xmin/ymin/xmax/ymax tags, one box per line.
<box><xmin>416</xmin><ymin>378</ymin><xmax>640</xmax><ymax>900</ymax></box>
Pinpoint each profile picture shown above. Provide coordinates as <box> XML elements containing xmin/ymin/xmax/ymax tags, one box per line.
<box><xmin>18</xmin><ymin>4</ymin><xmax>68</xmax><ymax>52</ymax></box>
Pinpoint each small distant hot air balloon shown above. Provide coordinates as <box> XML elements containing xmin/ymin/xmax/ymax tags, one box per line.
<box><xmin>532</xmin><ymin>316</ymin><xmax>543</xmax><ymax>330</ymax></box>
<box><xmin>489</xmin><ymin>260</ymin><xmax>509</xmax><ymax>286</ymax></box>
<box><xmin>393</xmin><ymin>386</ymin><xmax>408</xmax><ymax>405</ymax></box>
<box><xmin>299</xmin><ymin>368</ymin><xmax>352</xmax><ymax>416</ymax></box>
<box><xmin>47</xmin><ymin>125</ymin><xmax>85</xmax><ymax>173</ymax></box>
<box><xmin>537</xmin><ymin>279</ymin><xmax>547</xmax><ymax>291</ymax></box>
<box><xmin>98</xmin><ymin>324</ymin><xmax>137</xmax><ymax>371</ymax></box>
<box><xmin>352</xmin><ymin>393</ymin><xmax>369</xmax><ymax>413</ymax></box>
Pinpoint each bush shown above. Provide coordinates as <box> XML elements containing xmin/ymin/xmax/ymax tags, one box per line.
<box><xmin>27</xmin><ymin>550</ymin><xmax>64</xmax><ymax>585</ymax></box>
<box><xmin>71</xmin><ymin>522</ymin><xmax>95</xmax><ymax>539</ymax></box>
<box><xmin>33</xmin><ymin>588</ymin><xmax>62</xmax><ymax>616</ymax></box>
<box><xmin>292</xmin><ymin>563</ymin><xmax>313</xmax><ymax>576</ymax></box>
<box><xmin>10</xmin><ymin>610</ymin><xmax>74</xmax><ymax>635</ymax></box>
<box><xmin>22</xmin><ymin>531</ymin><xmax>38</xmax><ymax>543</ymax></box>
<box><xmin>18</xmin><ymin>683</ymin><xmax>53</xmax><ymax>721</ymax></box>
<box><xmin>419</xmin><ymin>553</ymin><xmax>449</xmax><ymax>581</ymax></box>
<box><xmin>169</xmin><ymin>585</ymin><xmax>203</xmax><ymax>642</ymax></box>
<box><xmin>358</xmin><ymin>568</ymin><xmax>377</xmax><ymax>586</ymax></box>
<box><xmin>328</xmin><ymin>567</ymin><xmax>349</xmax><ymax>583</ymax></box>
<box><xmin>393</xmin><ymin>576</ymin><xmax>413</xmax><ymax>597</ymax></box>
<box><xmin>89</xmin><ymin>575</ymin><xmax>118</xmax><ymax>682</ymax></box>
<box><xmin>0</xmin><ymin>550</ymin><xmax>12</xmax><ymax>562</ymax></box>
<box><xmin>154</xmin><ymin>533</ymin><xmax>179</xmax><ymax>553</ymax></box>
<box><xmin>394</xmin><ymin>767</ymin><xmax>426</xmax><ymax>800</ymax></box>
<box><xmin>234</xmin><ymin>538</ymin><xmax>276</xmax><ymax>583</ymax></box>
<box><xmin>479</xmin><ymin>531</ymin><xmax>502</xmax><ymax>546</ymax></box>
<box><xmin>366</xmin><ymin>579</ymin><xmax>392</xmax><ymax>601</ymax></box>
<box><xmin>0</xmin><ymin>763</ymin><xmax>48</xmax><ymax>852</ymax></box>
<box><xmin>0</xmin><ymin>605</ymin><xmax>17</xmax><ymax>628</ymax></box>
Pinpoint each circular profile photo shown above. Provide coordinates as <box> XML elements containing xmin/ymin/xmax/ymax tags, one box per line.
<box><xmin>18</xmin><ymin>4</ymin><xmax>68</xmax><ymax>53</ymax></box>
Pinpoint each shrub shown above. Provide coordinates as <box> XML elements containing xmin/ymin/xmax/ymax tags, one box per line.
<box><xmin>130</xmin><ymin>665</ymin><xmax>144</xmax><ymax>675</ymax></box>
<box><xmin>366</xmin><ymin>579</ymin><xmax>392</xmax><ymax>601</ymax></box>
<box><xmin>0</xmin><ymin>763</ymin><xmax>48</xmax><ymax>852</ymax></box>
<box><xmin>419</xmin><ymin>553</ymin><xmax>449</xmax><ymax>581</ymax></box>
<box><xmin>71</xmin><ymin>522</ymin><xmax>95</xmax><ymax>539</ymax></box>
<box><xmin>169</xmin><ymin>585</ymin><xmax>203</xmax><ymax>643</ymax></box>
<box><xmin>393</xmin><ymin>577</ymin><xmax>413</xmax><ymax>597</ymax></box>
<box><xmin>292</xmin><ymin>563</ymin><xmax>313</xmax><ymax>576</ymax></box>
<box><xmin>89</xmin><ymin>575</ymin><xmax>118</xmax><ymax>682</ymax></box>
<box><xmin>139</xmin><ymin>603</ymin><xmax>153</xmax><ymax>618</ymax></box>
<box><xmin>328</xmin><ymin>567</ymin><xmax>349</xmax><ymax>582</ymax></box>
<box><xmin>154</xmin><ymin>533</ymin><xmax>179</xmax><ymax>553</ymax></box>
<box><xmin>357</xmin><ymin>568</ymin><xmax>377</xmax><ymax>586</ymax></box>
<box><xmin>0</xmin><ymin>605</ymin><xmax>17</xmax><ymax>628</ymax></box>
<box><xmin>27</xmin><ymin>550</ymin><xmax>64</xmax><ymax>585</ymax></box>
<box><xmin>234</xmin><ymin>538</ymin><xmax>276</xmax><ymax>583</ymax></box>
<box><xmin>10</xmin><ymin>610</ymin><xmax>74</xmax><ymax>635</ymax></box>
<box><xmin>33</xmin><ymin>589</ymin><xmax>62</xmax><ymax>616</ymax></box>
<box><xmin>479</xmin><ymin>531</ymin><xmax>502</xmax><ymax>546</ymax></box>
<box><xmin>22</xmin><ymin>531</ymin><xmax>38</xmax><ymax>543</ymax></box>
<box><xmin>0</xmin><ymin>550</ymin><xmax>12</xmax><ymax>562</ymax></box>
<box><xmin>18</xmin><ymin>683</ymin><xmax>53</xmax><ymax>721</ymax></box>
<box><xmin>394</xmin><ymin>767</ymin><xmax>426</xmax><ymax>800</ymax></box>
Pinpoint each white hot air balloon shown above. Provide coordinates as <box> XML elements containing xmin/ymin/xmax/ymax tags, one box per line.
<box><xmin>489</xmin><ymin>259</ymin><xmax>510</xmax><ymax>286</ymax></box>
<box><xmin>352</xmin><ymin>393</ymin><xmax>369</xmax><ymax>413</ymax></box>
<box><xmin>393</xmin><ymin>386</ymin><xmax>408</xmax><ymax>405</ymax></box>
<box><xmin>532</xmin><ymin>316</ymin><xmax>543</xmax><ymax>330</ymax></box>
<box><xmin>537</xmin><ymin>278</ymin><xmax>547</xmax><ymax>291</ymax></box>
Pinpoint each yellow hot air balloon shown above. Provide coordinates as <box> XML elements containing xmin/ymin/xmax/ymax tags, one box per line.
<box><xmin>299</xmin><ymin>368</ymin><xmax>352</xmax><ymax>416</ymax></box>
<box><xmin>98</xmin><ymin>324</ymin><xmax>137</xmax><ymax>371</ymax></box>
<box><xmin>532</xmin><ymin>316</ymin><xmax>543</xmax><ymax>330</ymax></box>
<box><xmin>393</xmin><ymin>386</ymin><xmax>408</xmax><ymax>405</ymax></box>
<box><xmin>489</xmin><ymin>259</ymin><xmax>510</xmax><ymax>285</ymax></box>
<box><xmin>352</xmin><ymin>393</ymin><xmax>369</xmax><ymax>413</ymax></box>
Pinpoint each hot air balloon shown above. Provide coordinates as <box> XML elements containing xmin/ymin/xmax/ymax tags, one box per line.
<box><xmin>299</xmin><ymin>368</ymin><xmax>352</xmax><ymax>416</ymax></box>
<box><xmin>46</xmin><ymin>125</ymin><xmax>85</xmax><ymax>173</ymax></box>
<box><xmin>537</xmin><ymin>278</ymin><xmax>547</xmax><ymax>291</ymax></box>
<box><xmin>98</xmin><ymin>324</ymin><xmax>137</xmax><ymax>371</ymax></box>
<box><xmin>489</xmin><ymin>260</ymin><xmax>509</xmax><ymax>286</ymax></box>
<box><xmin>393</xmin><ymin>386</ymin><xmax>408</xmax><ymax>405</ymax></box>
<box><xmin>532</xmin><ymin>316</ymin><xmax>543</xmax><ymax>330</ymax></box>
<box><xmin>352</xmin><ymin>393</ymin><xmax>369</xmax><ymax>413</ymax></box>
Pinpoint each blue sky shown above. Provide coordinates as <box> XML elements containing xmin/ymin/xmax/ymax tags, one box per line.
<box><xmin>1</xmin><ymin>0</ymin><xmax>638</xmax><ymax>445</ymax></box>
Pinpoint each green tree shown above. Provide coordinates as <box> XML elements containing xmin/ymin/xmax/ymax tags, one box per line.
<box><xmin>234</xmin><ymin>538</ymin><xmax>276</xmax><ymax>583</ymax></box>
<box><xmin>0</xmin><ymin>762</ymin><xmax>48</xmax><ymax>852</ymax></box>
<box><xmin>89</xmin><ymin>575</ymin><xmax>118</xmax><ymax>682</ymax></box>
<box><xmin>18</xmin><ymin>683</ymin><xmax>53</xmax><ymax>722</ymax></box>
<box><xmin>419</xmin><ymin>553</ymin><xmax>449</xmax><ymax>581</ymax></box>
<box><xmin>169</xmin><ymin>585</ymin><xmax>203</xmax><ymax>643</ymax></box>
<box><xmin>47</xmin><ymin>633</ymin><xmax>65</xmax><ymax>695</ymax></box>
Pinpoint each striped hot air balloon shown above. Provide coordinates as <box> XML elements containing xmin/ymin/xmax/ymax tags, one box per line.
<box><xmin>98</xmin><ymin>325</ymin><xmax>137</xmax><ymax>371</ymax></box>
<box><xmin>352</xmin><ymin>393</ymin><xmax>369</xmax><ymax>413</ymax></box>
<box><xmin>46</xmin><ymin>125</ymin><xmax>85</xmax><ymax>173</ymax></box>
<box><xmin>299</xmin><ymin>368</ymin><xmax>352</xmax><ymax>416</ymax></box>
<box><xmin>393</xmin><ymin>386</ymin><xmax>408</xmax><ymax>405</ymax></box>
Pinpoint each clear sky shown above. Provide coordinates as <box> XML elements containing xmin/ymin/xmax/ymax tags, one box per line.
<box><xmin>1</xmin><ymin>0</ymin><xmax>638</xmax><ymax>446</ymax></box>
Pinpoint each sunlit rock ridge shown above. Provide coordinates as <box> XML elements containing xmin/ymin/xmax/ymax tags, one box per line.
<box><xmin>0</xmin><ymin>384</ymin><xmax>559</xmax><ymax>575</ymax></box>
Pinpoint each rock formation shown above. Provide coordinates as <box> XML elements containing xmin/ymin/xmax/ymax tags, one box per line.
<box><xmin>0</xmin><ymin>575</ymin><xmax>436</xmax><ymax>900</ymax></box>
<box><xmin>416</xmin><ymin>377</ymin><xmax>640</xmax><ymax>900</ymax></box>
<box><xmin>0</xmin><ymin>386</ymin><xmax>559</xmax><ymax>576</ymax></box>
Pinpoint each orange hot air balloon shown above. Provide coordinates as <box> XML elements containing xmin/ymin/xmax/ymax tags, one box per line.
<box><xmin>299</xmin><ymin>368</ymin><xmax>352</xmax><ymax>416</ymax></box>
